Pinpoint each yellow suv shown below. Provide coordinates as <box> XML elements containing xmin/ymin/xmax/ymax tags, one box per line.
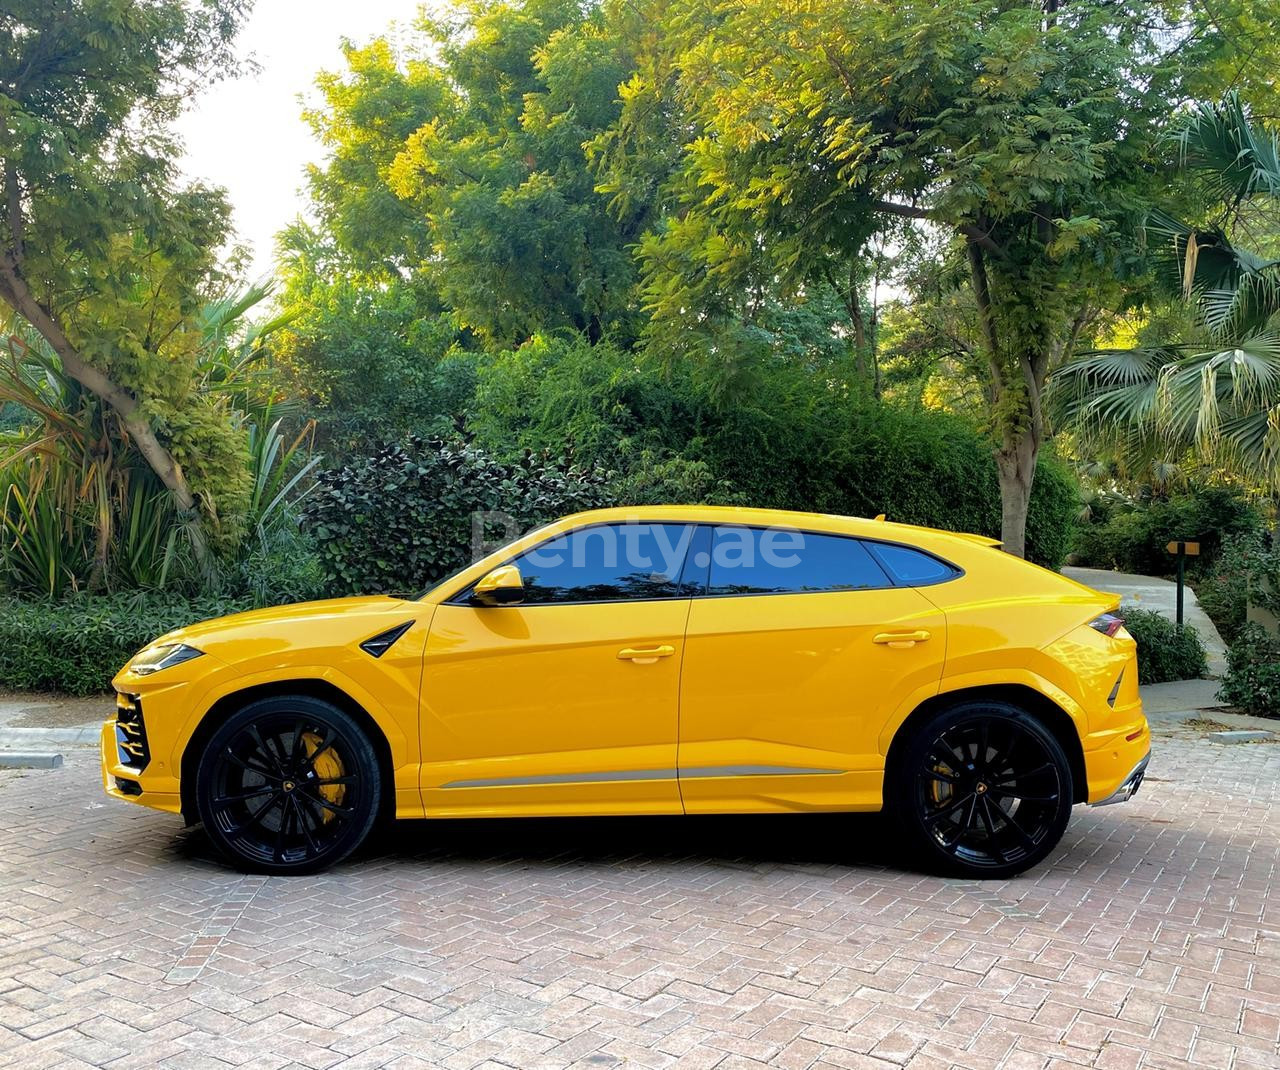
<box><xmin>102</xmin><ymin>506</ymin><xmax>1149</xmax><ymax>878</ymax></box>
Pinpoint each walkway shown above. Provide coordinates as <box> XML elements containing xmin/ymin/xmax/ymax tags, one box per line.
<box><xmin>1062</xmin><ymin>566</ymin><xmax>1228</xmax><ymax>676</ymax></box>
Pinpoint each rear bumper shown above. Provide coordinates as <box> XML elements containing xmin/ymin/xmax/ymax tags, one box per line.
<box><xmin>1090</xmin><ymin>751</ymin><xmax>1150</xmax><ymax>807</ymax></box>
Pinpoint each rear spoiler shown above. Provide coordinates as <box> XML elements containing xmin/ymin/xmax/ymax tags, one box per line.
<box><xmin>952</xmin><ymin>532</ymin><xmax>1004</xmax><ymax>549</ymax></box>
<box><xmin>871</xmin><ymin>514</ymin><xmax>1003</xmax><ymax>550</ymax></box>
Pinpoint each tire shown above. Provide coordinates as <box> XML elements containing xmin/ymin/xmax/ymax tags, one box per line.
<box><xmin>888</xmin><ymin>701</ymin><xmax>1074</xmax><ymax>879</ymax></box>
<box><xmin>194</xmin><ymin>695</ymin><xmax>382</xmax><ymax>875</ymax></box>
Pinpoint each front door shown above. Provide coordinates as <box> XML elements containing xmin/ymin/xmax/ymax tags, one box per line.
<box><xmin>420</xmin><ymin>521</ymin><xmax>698</xmax><ymax>817</ymax></box>
<box><xmin>678</xmin><ymin>524</ymin><xmax>947</xmax><ymax>812</ymax></box>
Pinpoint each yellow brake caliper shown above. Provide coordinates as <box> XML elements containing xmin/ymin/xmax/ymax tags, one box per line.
<box><xmin>302</xmin><ymin>731</ymin><xmax>346</xmax><ymax>823</ymax></box>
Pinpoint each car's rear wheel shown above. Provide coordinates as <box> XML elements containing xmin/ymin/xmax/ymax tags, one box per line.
<box><xmin>889</xmin><ymin>701</ymin><xmax>1073</xmax><ymax>879</ymax></box>
<box><xmin>194</xmin><ymin>696</ymin><xmax>381</xmax><ymax>875</ymax></box>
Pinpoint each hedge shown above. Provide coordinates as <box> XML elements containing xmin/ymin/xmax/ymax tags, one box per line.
<box><xmin>0</xmin><ymin>594</ymin><xmax>250</xmax><ymax>696</ymax></box>
<box><xmin>1120</xmin><ymin>607</ymin><xmax>1208</xmax><ymax>684</ymax></box>
<box><xmin>1218</xmin><ymin>624</ymin><xmax>1280</xmax><ymax>719</ymax></box>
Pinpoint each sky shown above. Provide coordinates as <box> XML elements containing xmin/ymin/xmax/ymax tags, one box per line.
<box><xmin>173</xmin><ymin>0</ymin><xmax>419</xmax><ymax>282</ymax></box>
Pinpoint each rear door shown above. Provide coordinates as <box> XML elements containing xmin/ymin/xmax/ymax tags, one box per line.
<box><xmin>678</xmin><ymin>524</ymin><xmax>947</xmax><ymax>812</ymax></box>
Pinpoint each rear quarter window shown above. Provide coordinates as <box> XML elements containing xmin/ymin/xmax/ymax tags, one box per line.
<box><xmin>866</xmin><ymin>542</ymin><xmax>961</xmax><ymax>586</ymax></box>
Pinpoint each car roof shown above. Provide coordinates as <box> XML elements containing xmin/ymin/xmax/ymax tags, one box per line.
<box><xmin>554</xmin><ymin>505</ymin><xmax>1003</xmax><ymax>549</ymax></box>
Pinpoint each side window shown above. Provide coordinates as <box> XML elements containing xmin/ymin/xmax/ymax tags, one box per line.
<box><xmin>706</xmin><ymin>526</ymin><xmax>891</xmax><ymax>595</ymax></box>
<box><xmin>868</xmin><ymin>542</ymin><xmax>960</xmax><ymax>586</ymax></box>
<box><xmin>509</xmin><ymin>523</ymin><xmax>697</xmax><ymax>604</ymax></box>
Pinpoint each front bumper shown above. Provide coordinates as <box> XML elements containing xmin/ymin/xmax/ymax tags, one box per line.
<box><xmin>1090</xmin><ymin>751</ymin><xmax>1150</xmax><ymax>807</ymax></box>
<box><xmin>100</xmin><ymin>719</ymin><xmax>181</xmax><ymax>815</ymax></box>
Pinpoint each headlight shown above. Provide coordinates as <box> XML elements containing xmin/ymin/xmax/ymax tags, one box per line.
<box><xmin>130</xmin><ymin>643</ymin><xmax>205</xmax><ymax>676</ymax></box>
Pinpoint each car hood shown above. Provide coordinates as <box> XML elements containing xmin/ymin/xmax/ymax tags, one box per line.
<box><xmin>157</xmin><ymin>596</ymin><xmax>414</xmax><ymax>647</ymax></box>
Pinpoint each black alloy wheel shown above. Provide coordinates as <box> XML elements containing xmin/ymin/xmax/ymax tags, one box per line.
<box><xmin>891</xmin><ymin>701</ymin><xmax>1074</xmax><ymax>878</ymax></box>
<box><xmin>195</xmin><ymin>696</ymin><xmax>381</xmax><ymax>875</ymax></box>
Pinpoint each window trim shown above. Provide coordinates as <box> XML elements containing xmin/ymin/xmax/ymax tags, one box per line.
<box><xmin>445</xmin><ymin>520</ymin><xmax>702</xmax><ymax>607</ymax></box>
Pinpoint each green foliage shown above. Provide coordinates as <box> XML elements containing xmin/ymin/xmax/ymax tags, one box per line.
<box><xmin>1194</xmin><ymin>531</ymin><xmax>1280</xmax><ymax>642</ymax></box>
<box><xmin>1053</xmin><ymin>94</ymin><xmax>1280</xmax><ymax>492</ymax></box>
<box><xmin>1071</xmin><ymin>484</ymin><xmax>1264</xmax><ymax>576</ymax></box>
<box><xmin>0</xmin><ymin>592</ymin><xmax>250</xmax><ymax>696</ymax></box>
<box><xmin>275</xmin><ymin>233</ymin><xmax>476</xmax><ymax>449</ymax></box>
<box><xmin>0</xmin><ymin>0</ymin><xmax>254</xmax><ymax>536</ymax></box>
<box><xmin>221</xmin><ymin>521</ymin><xmax>326</xmax><ymax>610</ymax></box>
<box><xmin>1219</xmin><ymin>623</ymin><xmax>1280</xmax><ymax>718</ymax></box>
<box><xmin>293</xmin><ymin>0</ymin><xmax>646</xmax><ymax>350</ymax></box>
<box><xmin>303</xmin><ymin>436</ymin><xmax>615</xmax><ymax>596</ymax></box>
<box><xmin>1120</xmin><ymin>608</ymin><xmax>1209</xmax><ymax>684</ymax></box>
<box><xmin>592</xmin><ymin>0</ymin><xmax>1220</xmax><ymax>553</ymax></box>
<box><xmin>467</xmin><ymin>336</ymin><xmax>1080</xmax><ymax>566</ymax></box>
<box><xmin>0</xmin><ymin>291</ymin><xmax>314</xmax><ymax>597</ymax></box>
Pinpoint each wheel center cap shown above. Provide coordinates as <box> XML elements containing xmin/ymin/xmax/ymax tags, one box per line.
<box><xmin>976</xmin><ymin>782</ymin><xmax>988</xmax><ymax>794</ymax></box>
<box><xmin>283</xmin><ymin>780</ymin><xmax>295</xmax><ymax>792</ymax></box>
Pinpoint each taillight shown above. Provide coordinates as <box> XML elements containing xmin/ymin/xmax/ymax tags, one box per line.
<box><xmin>1089</xmin><ymin>612</ymin><xmax>1126</xmax><ymax>638</ymax></box>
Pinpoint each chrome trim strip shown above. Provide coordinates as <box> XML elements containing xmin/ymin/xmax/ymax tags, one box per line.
<box><xmin>440</xmin><ymin>764</ymin><xmax>845</xmax><ymax>789</ymax></box>
<box><xmin>442</xmin><ymin>768</ymin><xmax>676</xmax><ymax>789</ymax></box>
<box><xmin>1091</xmin><ymin>751</ymin><xmax>1150</xmax><ymax>807</ymax></box>
<box><xmin>679</xmin><ymin>764</ymin><xmax>844</xmax><ymax>779</ymax></box>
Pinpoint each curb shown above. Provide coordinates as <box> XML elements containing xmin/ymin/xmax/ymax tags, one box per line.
<box><xmin>0</xmin><ymin>725</ymin><xmax>100</xmax><ymax>751</ymax></box>
<box><xmin>0</xmin><ymin>752</ymin><xmax>64</xmax><ymax>769</ymax></box>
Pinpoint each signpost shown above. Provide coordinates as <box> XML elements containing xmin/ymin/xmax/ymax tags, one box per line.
<box><xmin>1166</xmin><ymin>540</ymin><xmax>1200</xmax><ymax>627</ymax></box>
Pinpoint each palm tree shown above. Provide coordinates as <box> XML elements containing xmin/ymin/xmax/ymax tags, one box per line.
<box><xmin>1051</xmin><ymin>93</ymin><xmax>1280</xmax><ymax>497</ymax></box>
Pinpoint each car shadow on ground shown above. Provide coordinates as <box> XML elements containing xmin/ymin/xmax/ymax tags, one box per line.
<box><xmin>171</xmin><ymin>811</ymin><xmax>917</xmax><ymax>876</ymax></box>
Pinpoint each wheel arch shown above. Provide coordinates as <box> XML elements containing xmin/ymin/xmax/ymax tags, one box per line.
<box><xmin>179</xmin><ymin>678</ymin><xmax>396</xmax><ymax>824</ymax></box>
<box><xmin>884</xmin><ymin>684</ymin><xmax>1088</xmax><ymax>805</ymax></box>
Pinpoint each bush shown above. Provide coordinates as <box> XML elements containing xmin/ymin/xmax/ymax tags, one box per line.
<box><xmin>220</xmin><ymin>521</ymin><xmax>327</xmax><ymax>609</ymax></box>
<box><xmin>1120</xmin><ymin>607</ymin><xmax>1208</xmax><ymax>683</ymax></box>
<box><xmin>468</xmin><ymin>338</ymin><xmax>1081</xmax><ymax>567</ymax></box>
<box><xmin>0</xmin><ymin>593</ymin><xmax>250</xmax><ymax>696</ymax></box>
<box><xmin>1194</xmin><ymin>532</ymin><xmax>1280</xmax><ymax>643</ymax></box>
<box><xmin>1218</xmin><ymin>623</ymin><xmax>1280</xmax><ymax>719</ymax></box>
<box><xmin>1072</xmin><ymin>484</ymin><xmax>1264</xmax><ymax>577</ymax></box>
<box><xmin>303</xmin><ymin>436</ymin><xmax>615</xmax><ymax>596</ymax></box>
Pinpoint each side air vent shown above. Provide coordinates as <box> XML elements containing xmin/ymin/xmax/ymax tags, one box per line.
<box><xmin>360</xmin><ymin>620</ymin><xmax>415</xmax><ymax>658</ymax></box>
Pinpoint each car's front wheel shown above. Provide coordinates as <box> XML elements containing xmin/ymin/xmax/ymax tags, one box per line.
<box><xmin>194</xmin><ymin>695</ymin><xmax>382</xmax><ymax>875</ymax></box>
<box><xmin>889</xmin><ymin>701</ymin><xmax>1074</xmax><ymax>879</ymax></box>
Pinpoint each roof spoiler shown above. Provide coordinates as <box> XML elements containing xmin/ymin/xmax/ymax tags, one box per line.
<box><xmin>871</xmin><ymin>513</ymin><xmax>1003</xmax><ymax>550</ymax></box>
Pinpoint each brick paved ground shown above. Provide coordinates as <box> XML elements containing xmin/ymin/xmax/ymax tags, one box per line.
<box><xmin>2</xmin><ymin>725</ymin><xmax>1278</xmax><ymax>1070</ymax></box>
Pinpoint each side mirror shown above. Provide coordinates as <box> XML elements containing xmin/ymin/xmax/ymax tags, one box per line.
<box><xmin>472</xmin><ymin>564</ymin><xmax>524</xmax><ymax>606</ymax></box>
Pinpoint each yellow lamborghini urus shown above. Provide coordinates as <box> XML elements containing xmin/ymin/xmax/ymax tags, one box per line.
<box><xmin>103</xmin><ymin>506</ymin><xmax>1149</xmax><ymax>878</ymax></box>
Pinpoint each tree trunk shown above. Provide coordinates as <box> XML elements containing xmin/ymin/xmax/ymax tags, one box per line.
<box><xmin>0</xmin><ymin>255</ymin><xmax>210</xmax><ymax>566</ymax></box>
<box><xmin>995</xmin><ymin>426</ymin><xmax>1039</xmax><ymax>559</ymax></box>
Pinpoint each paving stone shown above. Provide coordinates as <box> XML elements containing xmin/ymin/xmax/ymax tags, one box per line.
<box><xmin>0</xmin><ymin>733</ymin><xmax>1278</xmax><ymax>1069</ymax></box>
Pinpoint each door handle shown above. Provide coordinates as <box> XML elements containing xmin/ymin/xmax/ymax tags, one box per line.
<box><xmin>617</xmin><ymin>645</ymin><xmax>676</xmax><ymax>664</ymax></box>
<box><xmin>872</xmin><ymin>630</ymin><xmax>932</xmax><ymax>648</ymax></box>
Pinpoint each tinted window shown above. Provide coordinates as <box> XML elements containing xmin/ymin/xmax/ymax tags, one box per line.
<box><xmin>870</xmin><ymin>542</ymin><xmax>959</xmax><ymax>586</ymax></box>
<box><xmin>509</xmin><ymin>523</ymin><xmax>696</xmax><ymax>604</ymax></box>
<box><xmin>706</xmin><ymin>527</ymin><xmax>890</xmax><ymax>595</ymax></box>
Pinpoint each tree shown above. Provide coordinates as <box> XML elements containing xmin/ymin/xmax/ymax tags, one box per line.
<box><xmin>0</xmin><ymin>0</ymin><xmax>250</xmax><ymax>555</ymax></box>
<box><xmin>596</xmin><ymin>0</ymin><xmax>1251</xmax><ymax>556</ymax></box>
<box><xmin>1053</xmin><ymin>94</ymin><xmax>1280</xmax><ymax>501</ymax></box>
<box><xmin>292</xmin><ymin>0</ymin><xmax>648</xmax><ymax>351</ymax></box>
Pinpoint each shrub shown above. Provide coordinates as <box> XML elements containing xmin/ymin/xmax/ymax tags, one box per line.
<box><xmin>303</xmin><ymin>436</ymin><xmax>615</xmax><ymax>596</ymax></box>
<box><xmin>468</xmin><ymin>338</ymin><xmax>1081</xmax><ymax>567</ymax></box>
<box><xmin>1071</xmin><ymin>484</ymin><xmax>1264</xmax><ymax>577</ymax></box>
<box><xmin>1194</xmin><ymin>532</ymin><xmax>1280</xmax><ymax>643</ymax></box>
<box><xmin>0</xmin><ymin>593</ymin><xmax>250</xmax><ymax>696</ymax></box>
<box><xmin>1218</xmin><ymin>623</ymin><xmax>1280</xmax><ymax>719</ymax></box>
<box><xmin>220</xmin><ymin>521</ymin><xmax>327</xmax><ymax>608</ymax></box>
<box><xmin>1121</xmin><ymin>607</ymin><xmax>1208</xmax><ymax>683</ymax></box>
